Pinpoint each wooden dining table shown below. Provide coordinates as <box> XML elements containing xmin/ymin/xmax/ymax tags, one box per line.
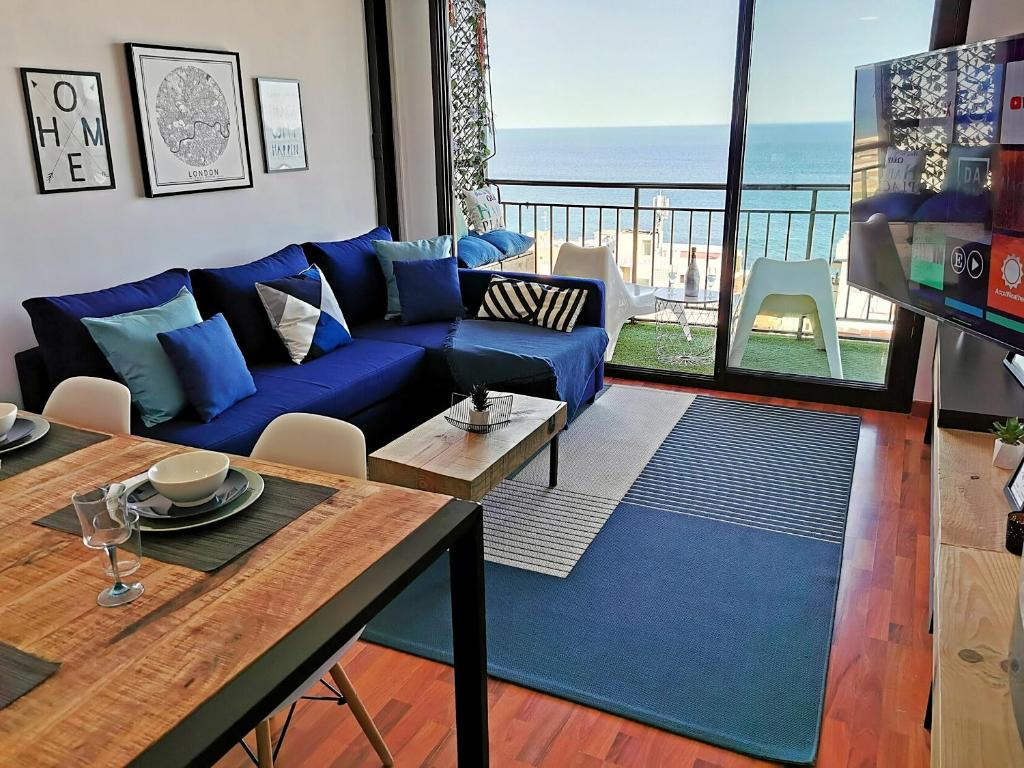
<box><xmin>0</xmin><ymin>421</ymin><xmax>489</xmax><ymax>767</ymax></box>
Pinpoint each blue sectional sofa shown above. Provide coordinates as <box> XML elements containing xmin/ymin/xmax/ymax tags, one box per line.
<box><xmin>16</xmin><ymin>231</ymin><xmax>606</xmax><ymax>456</ymax></box>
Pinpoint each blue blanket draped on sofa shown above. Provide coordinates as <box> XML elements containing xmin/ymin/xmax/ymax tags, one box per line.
<box><xmin>445</xmin><ymin>319</ymin><xmax>608</xmax><ymax>418</ymax></box>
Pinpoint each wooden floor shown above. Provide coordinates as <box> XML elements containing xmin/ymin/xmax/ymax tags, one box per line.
<box><xmin>215</xmin><ymin>379</ymin><xmax>933</xmax><ymax>768</ymax></box>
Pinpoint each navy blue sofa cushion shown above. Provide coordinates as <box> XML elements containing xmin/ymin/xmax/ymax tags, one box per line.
<box><xmin>23</xmin><ymin>268</ymin><xmax>192</xmax><ymax>385</ymax></box>
<box><xmin>303</xmin><ymin>227</ymin><xmax>392</xmax><ymax>325</ymax></box>
<box><xmin>190</xmin><ymin>244</ymin><xmax>309</xmax><ymax>363</ymax></box>
<box><xmin>352</xmin><ymin>318</ymin><xmax>455</xmax><ymax>380</ymax></box>
<box><xmin>138</xmin><ymin>338</ymin><xmax>426</xmax><ymax>454</ymax></box>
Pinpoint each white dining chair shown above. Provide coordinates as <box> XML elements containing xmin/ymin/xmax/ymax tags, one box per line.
<box><xmin>42</xmin><ymin>376</ymin><xmax>132</xmax><ymax>434</ymax></box>
<box><xmin>553</xmin><ymin>243</ymin><xmax>657</xmax><ymax>360</ymax></box>
<box><xmin>729</xmin><ymin>257</ymin><xmax>844</xmax><ymax>379</ymax></box>
<box><xmin>249</xmin><ymin>413</ymin><xmax>392</xmax><ymax>768</ymax></box>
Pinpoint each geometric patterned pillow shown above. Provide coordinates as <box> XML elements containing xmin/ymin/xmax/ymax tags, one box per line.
<box><xmin>476</xmin><ymin>275</ymin><xmax>587</xmax><ymax>333</ymax></box>
<box><xmin>255</xmin><ymin>265</ymin><xmax>352</xmax><ymax>364</ymax></box>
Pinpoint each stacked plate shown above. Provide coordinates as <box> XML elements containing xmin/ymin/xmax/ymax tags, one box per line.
<box><xmin>0</xmin><ymin>413</ymin><xmax>50</xmax><ymax>455</ymax></box>
<box><xmin>124</xmin><ymin>468</ymin><xmax>265</xmax><ymax>533</ymax></box>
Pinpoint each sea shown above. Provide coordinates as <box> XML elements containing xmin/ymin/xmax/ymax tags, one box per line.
<box><xmin>486</xmin><ymin>122</ymin><xmax>855</xmax><ymax>265</ymax></box>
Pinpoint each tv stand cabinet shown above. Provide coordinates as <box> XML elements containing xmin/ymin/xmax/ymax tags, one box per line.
<box><xmin>931</xmin><ymin>354</ymin><xmax>1024</xmax><ymax>765</ymax></box>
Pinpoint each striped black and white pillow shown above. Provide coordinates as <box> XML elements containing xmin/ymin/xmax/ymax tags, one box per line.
<box><xmin>477</xmin><ymin>276</ymin><xmax>586</xmax><ymax>333</ymax></box>
<box><xmin>534</xmin><ymin>282</ymin><xmax>587</xmax><ymax>333</ymax></box>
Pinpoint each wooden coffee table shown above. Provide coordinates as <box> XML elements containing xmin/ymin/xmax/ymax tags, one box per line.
<box><xmin>369</xmin><ymin>393</ymin><xmax>567</xmax><ymax>501</ymax></box>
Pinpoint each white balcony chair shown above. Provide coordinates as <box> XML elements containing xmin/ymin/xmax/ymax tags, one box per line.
<box><xmin>729</xmin><ymin>258</ymin><xmax>843</xmax><ymax>379</ymax></box>
<box><xmin>249</xmin><ymin>413</ymin><xmax>392</xmax><ymax>768</ymax></box>
<box><xmin>553</xmin><ymin>243</ymin><xmax>657</xmax><ymax>361</ymax></box>
<box><xmin>42</xmin><ymin>376</ymin><xmax>132</xmax><ymax>434</ymax></box>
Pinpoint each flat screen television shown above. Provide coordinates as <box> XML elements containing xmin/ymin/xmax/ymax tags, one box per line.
<box><xmin>849</xmin><ymin>32</ymin><xmax>1024</xmax><ymax>356</ymax></box>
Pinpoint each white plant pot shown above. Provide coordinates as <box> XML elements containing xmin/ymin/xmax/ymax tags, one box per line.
<box><xmin>469</xmin><ymin>408</ymin><xmax>491</xmax><ymax>429</ymax></box>
<box><xmin>993</xmin><ymin>439</ymin><xmax>1024</xmax><ymax>469</ymax></box>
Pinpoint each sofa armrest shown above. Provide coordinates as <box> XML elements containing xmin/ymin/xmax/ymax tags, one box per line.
<box><xmin>458</xmin><ymin>270</ymin><xmax>606</xmax><ymax>329</ymax></box>
<box><xmin>15</xmin><ymin>346</ymin><xmax>51</xmax><ymax>413</ymax></box>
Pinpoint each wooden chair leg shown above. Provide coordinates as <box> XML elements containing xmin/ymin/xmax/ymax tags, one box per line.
<box><xmin>255</xmin><ymin>720</ymin><xmax>274</xmax><ymax>768</ymax></box>
<box><xmin>328</xmin><ymin>663</ymin><xmax>394</xmax><ymax>767</ymax></box>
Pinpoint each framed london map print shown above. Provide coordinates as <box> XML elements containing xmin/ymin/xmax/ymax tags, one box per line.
<box><xmin>21</xmin><ymin>68</ymin><xmax>114</xmax><ymax>194</ymax></box>
<box><xmin>125</xmin><ymin>44</ymin><xmax>252</xmax><ymax>197</ymax></box>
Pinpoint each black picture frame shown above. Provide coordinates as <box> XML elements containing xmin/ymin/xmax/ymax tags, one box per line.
<box><xmin>1003</xmin><ymin>451</ymin><xmax>1024</xmax><ymax>511</ymax></box>
<box><xmin>124</xmin><ymin>42</ymin><xmax>253</xmax><ymax>198</ymax></box>
<box><xmin>255</xmin><ymin>77</ymin><xmax>309</xmax><ymax>173</ymax></box>
<box><xmin>20</xmin><ymin>67</ymin><xmax>115</xmax><ymax>194</ymax></box>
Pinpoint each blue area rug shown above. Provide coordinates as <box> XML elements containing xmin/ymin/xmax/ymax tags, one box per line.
<box><xmin>364</xmin><ymin>395</ymin><xmax>861</xmax><ymax>764</ymax></box>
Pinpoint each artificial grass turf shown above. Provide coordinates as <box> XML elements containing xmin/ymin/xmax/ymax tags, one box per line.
<box><xmin>610</xmin><ymin>322</ymin><xmax>888</xmax><ymax>383</ymax></box>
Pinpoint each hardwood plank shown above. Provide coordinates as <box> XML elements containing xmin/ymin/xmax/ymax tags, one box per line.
<box><xmin>934</xmin><ymin>428</ymin><xmax>1012</xmax><ymax>552</ymax></box>
<box><xmin>933</xmin><ymin>546</ymin><xmax>1023</xmax><ymax>768</ymax></box>
<box><xmin>368</xmin><ymin>393</ymin><xmax>567</xmax><ymax>500</ymax></box>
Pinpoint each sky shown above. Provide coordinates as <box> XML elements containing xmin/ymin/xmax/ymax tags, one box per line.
<box><xmin>486</xmin><ymin>0</ymin><xmax>935</xmax><ymax>129</ymax></box>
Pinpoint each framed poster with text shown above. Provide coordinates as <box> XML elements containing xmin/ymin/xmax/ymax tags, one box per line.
<box><xmin>21</xmin><ymin>68</ymin><xmax>114</xmax><ymax>194</ymax></box>
<box><xmin>255</xmin><ymin>78</ymin><xmax>308</xmax><ymax>173</ymax></box>
<box><xmin>125</xmin><ymin>43</ymin><xmax>252</xmax><ymax>197</ymax></box>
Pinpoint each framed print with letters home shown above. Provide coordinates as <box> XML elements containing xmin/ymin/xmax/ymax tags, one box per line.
<box><xmin>255</xmin><ymin>77</ymin><xmax>308</xmax><ymax>172</ymax></box>
<box><xmin>125</xmin><ymin>43</ymin><xmax>252</xmax><ymax>197</ymax></box>
<box><xmin>21</xmin><ymin>68</ymin><xmax>114</xmax><ymax>194</ymax></box>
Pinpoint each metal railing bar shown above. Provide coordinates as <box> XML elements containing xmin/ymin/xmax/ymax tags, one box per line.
<box><xmin>487</xmin><ymin>177</ymin><xmax>850</xmax><ymax>192</ymax></box>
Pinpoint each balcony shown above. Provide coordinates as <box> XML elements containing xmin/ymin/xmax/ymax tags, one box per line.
<box><xmin>486</xmin><ymin>178</ymin><xmax>893</xmax><ymax>383</ymax></box>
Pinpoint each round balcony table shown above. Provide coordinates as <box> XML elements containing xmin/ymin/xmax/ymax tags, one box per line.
<box><xmin>653</xmin><ymin>287</ymin><xmax>720</xmax><ymax>365</ymax></box>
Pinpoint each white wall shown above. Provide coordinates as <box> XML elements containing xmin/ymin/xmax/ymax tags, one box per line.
<box><xmin>913</xmin><ymin>0</ymin><xmax>1024</xmax><ymax>402</ymax></box>
<box><xmin>0</xmin><ymin>0</ymin><xmax>378</xmax><ymax>404</ymax></box>
<box><xmin>387</xmin><ymin>0</ymin><xmax>440</xmax><ymax>240</ymax></box>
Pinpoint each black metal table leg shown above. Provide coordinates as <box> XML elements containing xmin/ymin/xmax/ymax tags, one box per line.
<box><xmin>549</xmin><ymin>433</ymin><xmax>560</xmax><ymax>487</ymax></box>
<box><xmin>449</xmin><ymin>507</ymin><xmax>489</xmax><ymax>766</ymax></box>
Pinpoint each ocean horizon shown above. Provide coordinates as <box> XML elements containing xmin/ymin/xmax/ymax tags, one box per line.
<box><xmin>487</xmin><ymin>121</ymin><xmax>855</xmax><ymax>265</ymax></box>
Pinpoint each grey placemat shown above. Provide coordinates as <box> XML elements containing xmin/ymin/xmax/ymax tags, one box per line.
<box><xmin>0</xmin><ymin>642</ymin><xmax>60</xmax><ymax>709</ymax></box>
<box><xmin>0</xmin><ymin>422</ymin><xmax>110</xmax><ymax>481</ymax></box>
<box><xmin>33</xmin><ymin>474</ymin><xmax>336</xmax><ymax>572</ymax></box>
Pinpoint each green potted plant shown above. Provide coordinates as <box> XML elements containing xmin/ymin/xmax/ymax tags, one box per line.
<box><xmin>991</xmin><ymin>417</ymin><xmax>1024</xmax><ymax>469</ymax></box>
<box><xmin>468</xmin><ymin>383</ymin><xmax>491</xmax><ymax>429</ymax></box>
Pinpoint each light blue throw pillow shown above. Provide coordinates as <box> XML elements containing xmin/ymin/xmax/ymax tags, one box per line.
<box><xmin>372</xmin><ymin>235</ymin><xmax>452</xmax><ymax>318</ymax></box>
<box><xmin>82</xmin><ymin>288</ymin><xmax>203</xmax><ymax>427</ymax></box>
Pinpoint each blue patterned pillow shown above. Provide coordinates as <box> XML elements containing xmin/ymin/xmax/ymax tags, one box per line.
<box><xmin>255</xmin><ymin>265</ymin><xmax>353</xmax><ymax>364</ymax></box>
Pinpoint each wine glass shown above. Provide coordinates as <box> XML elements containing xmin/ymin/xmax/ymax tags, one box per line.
<box><xmin>72</xmin><ymin>487</ymin><xmax>145</xmax><ymax>608</ymax></box>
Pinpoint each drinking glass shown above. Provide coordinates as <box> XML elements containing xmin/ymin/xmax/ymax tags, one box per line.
<box><xmin>72</xmin><ymin>487</ymin><xmax>145</xmax><ymax>607</ymax></box>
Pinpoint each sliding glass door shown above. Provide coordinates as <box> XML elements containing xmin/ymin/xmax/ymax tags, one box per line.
<box><xmin>726</xmin><ymin>0</ymin><xmax>936</xmax><ymax>392</ymax></box>
<box><xmin>432</xmin><ymin>0</ymin><xmax>963</xmax><ymax>409</ymax></box>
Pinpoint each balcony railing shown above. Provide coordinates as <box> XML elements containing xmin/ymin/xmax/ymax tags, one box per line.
<box><xmin>486</xmin><ymin>178</ymin><xmax>895</xmax><ymax>328</ymax></box>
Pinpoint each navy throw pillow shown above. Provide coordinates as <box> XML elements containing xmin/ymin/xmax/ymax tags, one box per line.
<box><xmin>158</xmin><ymin>313</ymin><xmax>257</xmax><ymax>422</ymax></box>
<box><xmin>23</xmin><ymin>268</ymin><xmax>192</xmax><ymax>385</ymax></box>
<box><xmin>393</xmin><ymin>257</ymin><xmax>465</xmax><ymax>325</ymax></box>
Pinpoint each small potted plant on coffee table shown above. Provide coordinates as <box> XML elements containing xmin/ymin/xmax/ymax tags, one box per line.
<box><xmin>991</xmin><ymin>417</ymin><xmax>1024</xmax><ymax>469</ymax></box>
<box><xmin>468</xmin><ymin>383</ymin><xmax>491</xmax><ymax>431</ymax></box>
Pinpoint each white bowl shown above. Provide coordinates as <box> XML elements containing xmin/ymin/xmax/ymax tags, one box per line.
<box><xmin>148</xmin><ymin>451</ymin><xmax>231</xmax><ymax>507</ymax></box>
<box><xmin>0</xmin><ymin>403</ymin><xmax>17</xmax><ymax>441</ymax></box>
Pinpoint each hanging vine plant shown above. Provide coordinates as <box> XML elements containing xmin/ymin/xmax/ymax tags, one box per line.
<box><xmin>449</xmin><ymin>0</ymin><xmax>495</xmax><ymax>195</ymax></box>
